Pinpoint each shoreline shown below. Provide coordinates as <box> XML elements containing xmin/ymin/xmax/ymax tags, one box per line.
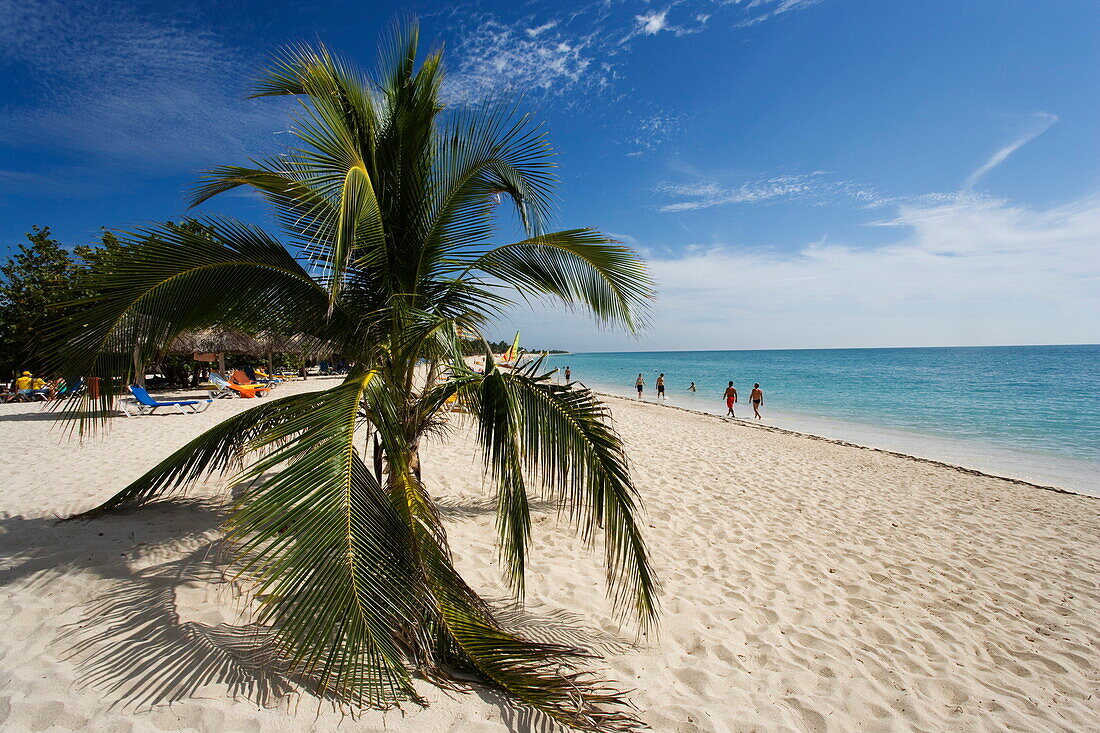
<box><xmin>593</xmin><ymin>391</ymin><xmax>1094</xmax><ymax>499</ymax></box>
<box><xmin>542</xmin><ymin>346</ymin><xmax>1100</xmax><ymax>496</ymax></box>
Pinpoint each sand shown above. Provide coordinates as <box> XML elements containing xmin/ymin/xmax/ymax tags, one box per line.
<box><xmin>1</xmin><ymin>378</ymin><xmax>1097</xmax><ymax>732</ymax></box>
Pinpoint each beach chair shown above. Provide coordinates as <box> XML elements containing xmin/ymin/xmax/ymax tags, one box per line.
<box><xmin>15</xmin><ymin>388</ymin><xmax>48</xmax><ymax>402</ymax></box>
<box><xmin>232</xmin><ymin>369</ymin><xmax>278</xmax><ymax>388</ymax></box>
<box><xmin>123</xmin><ymin>385</ymin><xmax>213</xmax><ymax>416</ymax></box>
<box><xmin>210</xmin><ymin>372</ymin><xmax>269</xmax><ymax>398</ymax></box>
<box><xmin>53</xmin><ymin>377</ymin><xmax>84</xmax><ymax>399</ymax></box>
<box><xmin>253</xmin><ymin>368</ymin><xmax>284</xmax><ymax>384</ymax></box>
<box><xmin>207</xmin><ymin>372</ymin><xmax>235</xmax><ymax>398</ymax></box>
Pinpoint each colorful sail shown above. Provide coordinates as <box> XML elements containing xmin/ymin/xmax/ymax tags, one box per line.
<box><xmin>502</xmin><ymin>331</ymin><xmax>520</xmax><ymax>362</ymax></box>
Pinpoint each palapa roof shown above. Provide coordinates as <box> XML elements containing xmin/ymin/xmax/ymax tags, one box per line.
<box><xmin>166</xmin><ymin>329</ymin><xmax>333</xmax><ymax>357</ymax></box>
<box><xmin>166</xmin><ymin>329</ymin><xmax>263</xmax><ymax>355</ymax></box>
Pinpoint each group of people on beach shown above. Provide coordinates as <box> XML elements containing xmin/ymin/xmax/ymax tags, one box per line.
<box><xmin>631</xmin><ymin>372</ymin><xmax>764</xmax><ymax>419</ymax></box>
<box><xmin>1</xmin><ymin>371</ymin><xmax>57</xmax><ymax>402</ymax></box>
<box><xmin>560</xmin><ymin>366</ymin><xmax>765</xmax><ymax>420</ymax></box>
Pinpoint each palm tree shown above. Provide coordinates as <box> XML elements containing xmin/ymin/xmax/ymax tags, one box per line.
<box><xmin>50</xmin><ymin>25</ymin><xmax>657</xmax><ymax>731</ymax></box>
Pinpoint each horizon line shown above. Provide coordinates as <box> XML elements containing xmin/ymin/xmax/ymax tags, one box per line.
<box><xmin>548</xmin><ymin>342</ymin><xmax>1100</xmax><ymax>355</ymax></box>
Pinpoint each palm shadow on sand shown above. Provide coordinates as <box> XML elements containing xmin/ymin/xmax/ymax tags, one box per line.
<box><xmin>0</xmin><ymin>499</ymin><xmax>297</xmax><ymax>711</ymax></box>
<box><xmin>0</xmin><ymin>497</ymin><xmax>640</xmax><ymax>730</ymax></box>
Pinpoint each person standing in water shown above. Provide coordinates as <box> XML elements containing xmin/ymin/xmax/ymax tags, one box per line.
<box><xmin>688</xmin><ymin>382</ymin><xmax>697</xmax><ymax>392</ymax></box>
<box><xmin>750</xmin><ymin>383</ymin><xmax>764</xmax><ymax>419</ymax></box>
<box><xmin>656</xmin><ymin>373</ymin><xmax>666</xmax><ymax>400</ymax></box>
<box><xmin>635</xmin><ymin>374</ymin><xmax>645</xmax><ymax>398</ymax></box>
<box><xmin>724</xmin><ymin>381</ymin><xmax>738</xmax><ymax>417</ymax></box>
<box><xmin>564</xmin><ymin>366</ymin><xmax>571</xmax><ymax>383</ymax></box>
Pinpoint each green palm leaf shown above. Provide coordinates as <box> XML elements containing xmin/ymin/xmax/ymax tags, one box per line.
<box><xmin>46</xmin><ymin>217</ymin><xmax>336</xmax><ymax>423</ymax></box>
<box><xmin>69</xmin><ymin>387</ymin><xmax>342</xmax><ymax>518</ymax></box>
<box><xmin>466</xmin><ymin>357</ymin><xmax>659</xmax><ymax>629</ymax></box>
<box><xmin>469</xmin><ymin>229</ymin><xmax>654</xmax><ymax>331</ymax></box>
<box><xmin>227</xmin><ymin>375</ymin><xmax>426</xmax><ymax>706</ymax></box>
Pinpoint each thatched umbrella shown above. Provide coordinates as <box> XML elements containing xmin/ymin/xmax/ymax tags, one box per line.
<box><xmin>166</xmin><ymin>328</ymin><xmax>264</xmax><ymax>375</ymax></box>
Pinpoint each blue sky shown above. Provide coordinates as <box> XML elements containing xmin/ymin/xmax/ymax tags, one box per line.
<box><xmin>2</xmin><ymin>0</ymin><xmax>1098</xmax><ymax>351</ymax></box>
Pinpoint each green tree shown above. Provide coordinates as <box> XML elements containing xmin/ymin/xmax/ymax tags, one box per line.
<box><xmin>0</xmin><ymin>226</ymin><xmax>77</xmax><ymax>379</ymax></box>
<box><xmin>50</xmin><ymin>27</ymin><xmax>657</xmax><ymax>729</ymax></box>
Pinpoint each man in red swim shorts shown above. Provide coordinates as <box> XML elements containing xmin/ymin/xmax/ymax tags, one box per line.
<box><xmin>724</xmin><ymin>381</ymin><xmax>738</xmax><ymax>417</ymax></box>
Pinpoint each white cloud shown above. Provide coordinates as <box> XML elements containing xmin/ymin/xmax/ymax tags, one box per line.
<box><xmin>445</xmin><ymin>1</ymin><xmax>819</xmax><ymax>104</ymax></box>
<box><xmin>963</xmin><ymin>112</ymin><xmax>1058</xmax><ymax>190</ymax></box>
<box><xmin>625</xmin><ymin>112</ymin><xmax>691</xmax><ymax>156</ymax></box>
<box><xmin>526</xmin><ymin>21</ymin><xmax>559</xmax><ymax>37</ymax></box>
<box><xmin>444</xmin><ymin>19</ymin><xmax>605</xmax><ymax>104</ymax></box>
<box><xmin>657</xmin><ymin>172</ymin><xmax>883</xmax><ymax>211</ymax></box>
<box><xmin>636</xmin><ymin>10</ymin><xmax>670</xmax><ymax>35</ymax></box>
<box><xmin>624</xmin><ymin>5</ymin><xmax>711</xmax><ymax>41</ymax></box>
<box><xmin>658</xmin><ymin>108</ymin><xmax>1063</xmax><ymax>214</ymax></box>
<box><xmin>518</xmin><ymin>194</ymin><xmax>1100</xmax><ymax>350</ymax></box>
<box><xmin>737</xmin><ymin>0</ymin><xmax>823</xmax><ymax>28</ymax></box>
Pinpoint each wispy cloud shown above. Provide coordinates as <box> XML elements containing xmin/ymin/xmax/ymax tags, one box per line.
<box><xmin>622</xmin><ymin>4</ymin><xmax>711</xmax><ymax>42</ymax></box>
<box><xmin>656</xmin><ymin>172</ymin><xmax>883</xmax><ymax>211</ymax></box>
<box><xmin>444</xmin><ymin>1</ymin><xmax>819</xmax><ymax>104</ymax></box>
<box><xmin>658</xmin><ymin>110</ymin><xmax>1062</xmax><ymax>214</ymax></box>
<box><xmin>526</xmin><ymin>21</ymin><xmax>559</xmax><ymax>38</ymax></box>
<box><xmin>0</xmin><ymin>0</ymin><xmax>283</xmax><ymax>172</ymax></box>
<box><xmin>637</xmin><ymin>10</ymin><xmax>671</xmax><ymax>35</ymax></box>
<box><xmin>963</xmin><ymin>112</ymin><xmax>1058</xmax><ymax>190</ymax></box>
<box><xmin>736</xmin><ymin>0</ymin><xmax>824</xmax><ymax>28</ymax></box>
<box><xmin>625</xmin><ymin>113</ymin><xmax>692</xmax><ymax>156</ymax></box>
<box><xmin>444</xmin><ymin>18</ymin><xmax>606</xmax><ymax>104</ymax></box>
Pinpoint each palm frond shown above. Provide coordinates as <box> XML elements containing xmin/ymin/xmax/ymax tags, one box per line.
<box><xmin>228</xmin><ymin>376</ymin><xmax>428</xmax><ymax>705</ymax></box>
<box><xmin>468</xmin><ymin>229</ymin><xmax>655</xmax><ymax>331</ymax></box>
<box><xmin>68</xmin><ymin>388</ymin><xmax>341</xmax><ymax>519</ymax></box>
<box><xmin>424</xmin><ymin>103</ymin><xmax>557</xmax><ymax>264</ymax></box>
<box><xmin>466</xmin><ymin>361</ymin><xmax>659</xmax><ymax>630</ymax></box>
<box><xmin>45</xmin><ymin>217</ymin><xmax>335</xmax><ymax>425</ymax></box>
<box><xmin>466</xmin><ymin>364</ymin><xmax>533</xmax><ymax>596</ymax></box>
<box><xmin>375</xmin><ymin>428</ymin><xmax>641</xmax><ymax>731</ymax></box>
<box><xmin>189</xmin><ymin>164</ymin><xmax>337</xmax><ymax>248</ymax></box>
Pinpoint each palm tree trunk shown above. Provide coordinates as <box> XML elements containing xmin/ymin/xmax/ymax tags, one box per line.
<box><xmin>373</xmin><ymin>432</ymin><xmax>384</xmax><ymax>485</ymax></box>
<box><xmin>408</xmin><ymin>442</ymin><xmax>422</xmax><ymax>482</ymax></box>
<box><xmin>132</xmin><ymin>345</ymin><xmax>144</xmax><ymax>387</ymax></box>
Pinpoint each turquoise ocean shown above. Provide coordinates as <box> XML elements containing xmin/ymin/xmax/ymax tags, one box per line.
<box><xmin>543</xmin><ymin>345</ymin><xmax>1100</xmax><ymax>496</ymax></box>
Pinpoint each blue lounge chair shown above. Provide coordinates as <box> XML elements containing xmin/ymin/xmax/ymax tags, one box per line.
<box><xmin>123</xmin><ymin>385</ymin><xmax>213</xmax><ymax>416</ymax></box>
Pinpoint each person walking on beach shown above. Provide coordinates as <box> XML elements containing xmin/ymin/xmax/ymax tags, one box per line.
<box><xmin>656</xmin><ymin>373</ymin><xmax>666</xmax><ymax>400</ymax></box>
<box><xmin>635</xmin><ymin>374</ymin><xmax>645</xmax><ymax>398</ymax></box>
<box><xmin>688</xmin><ymin>382</ymin><xmax>697</xmax><ymax>392</ymax></box>
<box><xmin>750</xmin><ymin>383</ymin><xmax>764</xmax><ymax>419</ymax></box>
<box><xmin>724</xmin><ymin>381</ymin><xmax>738</xmax><ymax>417</ymax></box>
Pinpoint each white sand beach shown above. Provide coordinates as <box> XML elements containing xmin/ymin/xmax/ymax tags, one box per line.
<box><xmin>1</xmin><ymin>378</ymin><xmax>1097</xmax><ymax>732</ymax></box>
